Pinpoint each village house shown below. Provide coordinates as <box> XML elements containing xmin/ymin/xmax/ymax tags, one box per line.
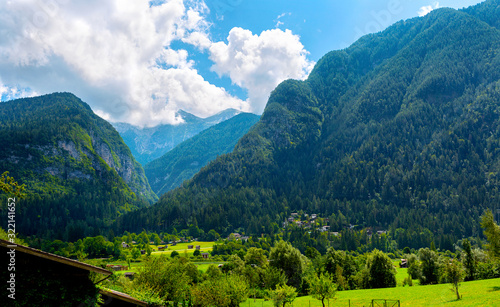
<box><xmin>400</xmin><ymin>259</ymin><xmax>408</xmax><ymax>268</ymax></box>
<box><xmin>320</xmin><ymin>226</ymin><xmax>330</xmax><ymax>232</ymax></box>
<box><xmin>233</xmin><ymin>233</ymin><xmax>242</xmax><ymax>239</ymax></box>
<box><xmin>124</xmin><ymin>272</ymin><xmax>135</xmax><ymax>280</ymax></box>
<box><xmin>106</xmin><ymin>264</ymin><xmax>128</xmax><ymax>271</ymax></box>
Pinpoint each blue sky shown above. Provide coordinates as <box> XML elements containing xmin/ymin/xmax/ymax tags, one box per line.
<box><xmin>0</xmin><ymin>0</ymin><xmax>485</xmax><ymax>126</ymax></box>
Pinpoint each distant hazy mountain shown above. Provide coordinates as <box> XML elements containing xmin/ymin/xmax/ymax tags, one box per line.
<box><xmin>0</xmin><ymin>93</ymin><xmax>157</xmax><ymax>240</ymax></box>
<box><xmin>145</xmin><ymin>113</ymin><xmax>260</xmax><ymax>196</ymax></box>
<box><xmin>113</xmin><ymin>109</ymin><xmax>242</xmax><ymax>165</ymax></box>
<box><xmin>118</xmin><ymin>0</ymin><xmax>500</xmax><ymax>251</ymax></box>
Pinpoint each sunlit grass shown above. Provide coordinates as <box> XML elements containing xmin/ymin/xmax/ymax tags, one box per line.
<box><xmin>150</xmin><ymin>241</ymin><xmax>215</xmax><ymax>257</ymax></box>
<box><xmin>241</xmin><ymin>278</ymin><xmax>500</xmax><ymax>306</ymax></box>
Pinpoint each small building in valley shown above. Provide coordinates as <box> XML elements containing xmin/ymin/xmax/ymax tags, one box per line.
<box><xmin>400</xmin><ymin>259</ymin><xmax>408</xmax><ymax>268</ymax></box>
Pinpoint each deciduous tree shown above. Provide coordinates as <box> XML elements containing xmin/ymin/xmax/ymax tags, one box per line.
<box><xmin>418</xmin><ymin>248</ymin><xmax>440</xmax><ymax>285</ymax></box>
<box><xmin>0</xmin><ymin>171</ymin><xmax>25</xmax><ymax>198</ymax></box>
<box><xmin>442</xmin><ymin>259</ymin><xmax>465</xmax><ymax>300</ymax></box>
<box><xmin>481</xmin><ymin>210</ymin><xmax>500</xmax><ymax>259</ymax></box>
<box><xmin>308</xmin><ymin>273</ymin><xmax>337</xmax><ymax>307</ymax></box>
<box><xmin>192</xmin><ymin>274</ymin><xmax>248</xmax><ymax>307</ymax></box>
<box><xmin>363</xmin><ymin>249</ymin><xmax>397</xmax><ymax>289</ymax></box>
<box><xmin>271</xmin><ymin>284</ymin><xmax>297</xmax><ymax>307</ymax></box>
<box><xmin>269</xmin><ymin>240</ymin><xmax>306</xmax><ymax>290</ymax></box>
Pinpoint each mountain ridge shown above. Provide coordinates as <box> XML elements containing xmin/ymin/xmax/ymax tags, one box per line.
<box><xmin>0</xmin><ymin>92</ymin><xmax>157</xmax><ymax>240</ymax></box>
<box><xmin>113</xmin><ymin>108</ymin><xmax>243</xmax><ymax>165</ymax></box>
<box><xmin>116</xmin><ymin>1</ymin><xmax>500</xmax><ymax>251</ymax></box>
<box><xmin>145</xmin><ymin>112</ymin><xmax>260</xmax><ymax>196</ymax></box>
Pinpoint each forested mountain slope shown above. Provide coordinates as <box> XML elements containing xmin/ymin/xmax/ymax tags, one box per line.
<box><xmin>114</xmin><ymin>109</ymin><xmax>241</xmax><ymax>165</ymax></box>
<box><xmin>0</xmin><ymin>93</ymin><xmax>157</xmax><ymax>240</ymax></box>
<box><xmin>117</xmin><ymin>1</ymin><xmax>500</xmax><ymax>250</ymax></box>
<box><xmin>145</xmin><ymin>113</ymin><xmax>260</xmax><ymax>196</ymax></box>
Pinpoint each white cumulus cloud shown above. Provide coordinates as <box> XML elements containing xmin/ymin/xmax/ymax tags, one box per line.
<box><xmin>0</xmin><ymin>0</ymin><xmax>249</xmax><ymax>126</ymax></box>
<box><xmin>0</xmin><ymin>0</ymin><xmax>314</xmax><ymax>126</ymax></box>
<box><xmin>209</xmin><ymin>27</ymin><xmax>315</xmax><ymax>114</ymax></box>
<box><xmin>418</xmin><ymin>2</ymin><xmax>440</xmax><ymax>17</ymax></box>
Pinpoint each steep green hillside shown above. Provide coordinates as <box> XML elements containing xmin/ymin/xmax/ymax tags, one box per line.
<box><xmin>145</xmin><ymin>113</ymin><xmax>260</xmax><ymax>196</ymax></box>
<box><xmin>0</xmin><ymin>93</ymin><xmax>157</xmax><ymax>240</ymax></box>
<box><xmin>114</xmin><ymin>109</ymin><xmax>241</xmax><ymax>165</ymax></box>
<box><xmin>118</xmin><ymin>1</ymin><xmax>500</xmax><ymax>250</ymax></box>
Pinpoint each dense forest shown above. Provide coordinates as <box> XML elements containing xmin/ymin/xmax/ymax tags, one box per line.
<box><xmin>0</xmin><ymin>93</ymin><xmax>156</xmax><ymax>240</ymax></box>
<box><xmin>116</xmin><ymin>1</ymin><xmax>500</xmax><ymax>251</ymax></box>
<box><xmin>145</xmin><ymin>113</ymin><xmax>260</xmax><ymax>196</ymax></box>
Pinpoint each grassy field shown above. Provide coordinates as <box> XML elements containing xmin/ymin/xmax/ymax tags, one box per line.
<box><xmin>240</xmin><ymin>278</ymin><xmax>500</xmax><ymax>307</ymax></box>
<box><xmin>195</xmin><ymin>262</ymin><xmax>225</xmax><ymax>272</ymax></box>
<box><xmin>150</xmin><ymin>241</ymin><xmax>215</xmax><ymax>257</ymax></box>
<box><xmin>101</xmin><ymin>241</ymin><xmax>217</xmax><ymax>274</ymax></box>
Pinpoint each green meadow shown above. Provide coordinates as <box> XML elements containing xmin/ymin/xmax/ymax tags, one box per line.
<box><xmin>104</xmin><ymin>241</ymin><xmax>218</xmax><ymax>274</ymax></box>
<box><xmin>150</xmin><ymin>241</ymin><xmax>215</xmax><ymax>257</ymax></box>
<box><xmin>241</xmin><ymin>278</ymin><xmax>500</xmax><ymax>307</ymax></box>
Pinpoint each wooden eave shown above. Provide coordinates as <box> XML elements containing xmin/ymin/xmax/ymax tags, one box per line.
<box><xmin>99</xmin><ymin>289</ymin><xmax>148</xmax><ymax>307</ymax></box>
<box><xmin>0</xmin><ymin>239</ymin><xmax>111</xmax><ymax>275</ymax></box>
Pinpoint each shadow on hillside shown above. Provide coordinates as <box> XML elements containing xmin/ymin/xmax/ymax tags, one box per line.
<box><xmin>489</xmin><ymin>286</ymin><xmax>500</xmax><ymax>292</ymax></box>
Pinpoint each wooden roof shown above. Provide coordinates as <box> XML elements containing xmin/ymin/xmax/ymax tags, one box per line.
<box><xmin>99</xmin><ymin>289</ymin><xmax>148</xmax><ymax>307</ymax></box>
<box><xmin>0</xmin><ymin>239</ymin><xmax>111</xmax><ymax>275</ymax></box>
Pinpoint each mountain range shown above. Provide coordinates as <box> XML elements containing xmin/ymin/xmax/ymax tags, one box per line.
<box><xmin>113</xmin><ymin>109</ymin><xmax>242</xmax><ymax>166</ymax></box>
<box><xmin>116</xmin><ymin>0</ymin><xmax>500</xmax><ymax>251</ymax></box>
<box><xmin>0</xmin><ymin>93</ymin><xmax>156</xmax><ymax>240</ymax></box>
<box><xmin>145</xmin><ymin>112</ymin><xmax>260</xmax><ymax>196</ymax></box>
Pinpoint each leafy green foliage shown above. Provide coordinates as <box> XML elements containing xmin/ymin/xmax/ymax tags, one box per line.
<box><xmin>134</xmin><ymin>255</ymin><xmax>199</xmax><ymax>305</ymax></box>
<box><xmin>271</xmin><ymin>284</ymin><xmax>297</xmax><ymax>307</ymax></box>
<box><xmin>307</xmin><ymin>273</ymin><xmax>337</xmax><ymax>307</ymax></box>
<box><xmin>192</xmin><ymin>274</ymin><xmax>248</xmax><ymax>307</ymax></box>
<box><xmin>0</xmin><ymin>171</ymin><xmax>25</xmax><ymax>198</ymax></box>
<box><xmin>481</xmin><ymin>209</ymin><xmax>500</xmax><ymax>259</ymax></box>
<box><xmin>323</xmin><ymin>248</ymin><xmax>358</xmax><ymax>290</ymax></box>
<box><xmin>362</xmin><ymin>249</ymin><xmax>397</xmax><ymax>289</ymax></box>
<box><xmin>441</xmin><ymin>259</ymin><xmax>466</xmax><ymax>300</ymax></box>
<box><xmin>269</xmin><ymin>241</ymin><xmax>307</xmax><ymax>290</ymax></box>
<box><xmin>462</xmin><ymin>239</ymin><xmax>477</xmax><ymax>281</ymax></box>
<box><xmin>418</xmin><ymin>248</ymin><xmax>441</xmax><ymax>285</ymax></box>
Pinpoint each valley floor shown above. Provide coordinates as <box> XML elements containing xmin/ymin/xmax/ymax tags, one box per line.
<box><xmin>241</xmin><ymin>278</ymin><xmax>500</xmax><ymax>307</ymax></box>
